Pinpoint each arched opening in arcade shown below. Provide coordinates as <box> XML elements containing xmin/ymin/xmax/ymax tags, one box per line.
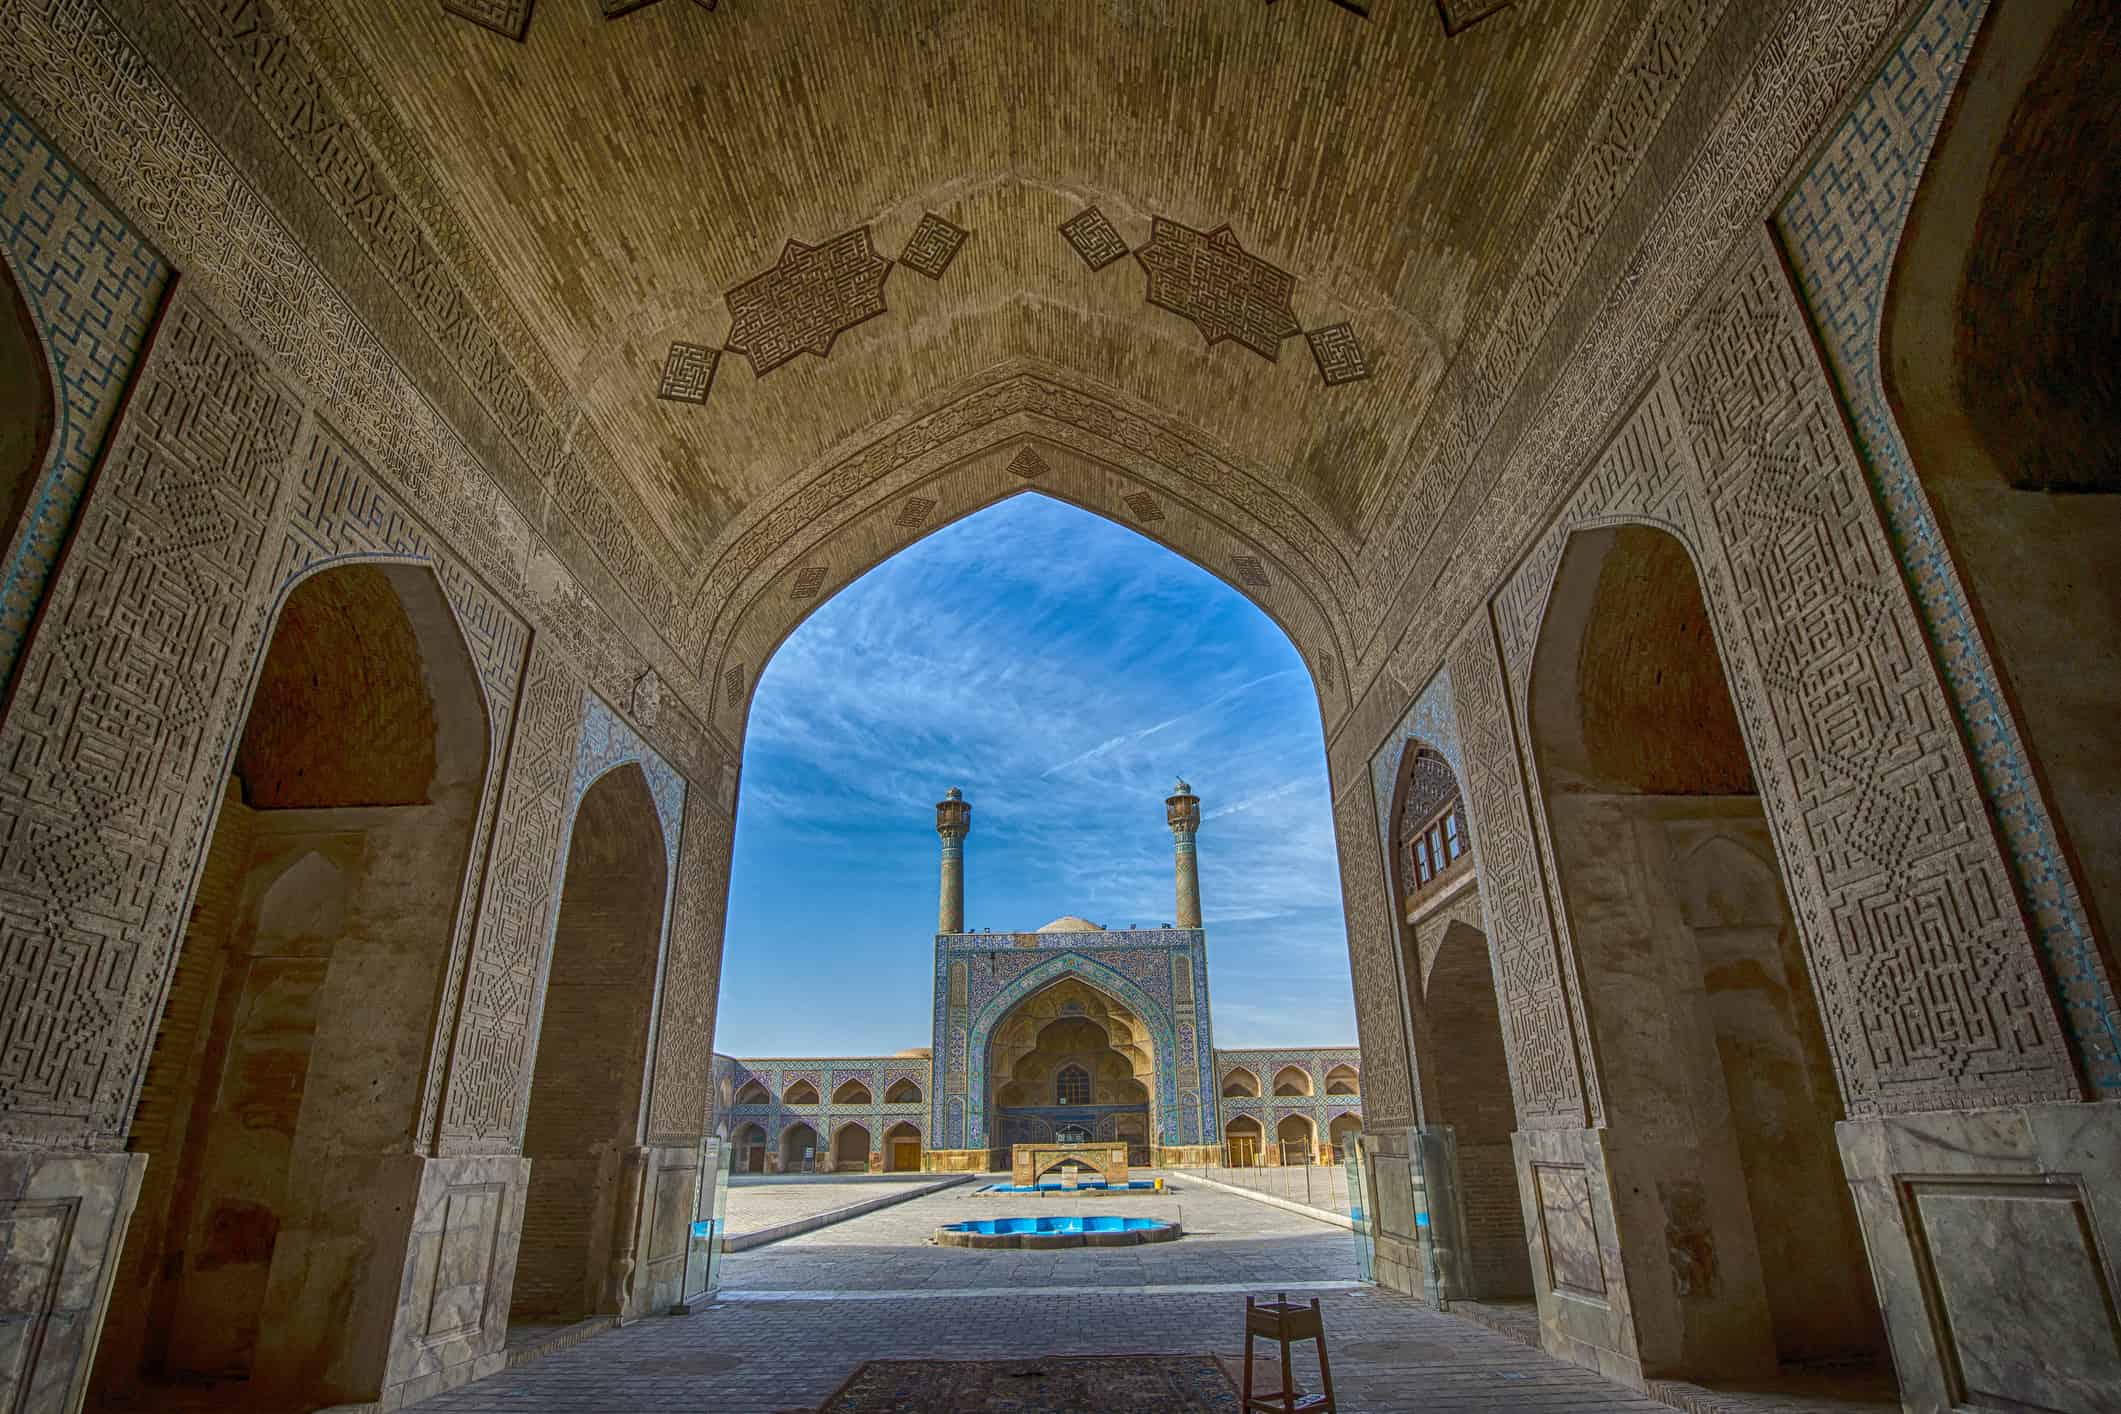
<box><xmin>1224</xmin><ymin>1115</ymin><xmax>1264</xmax><ymax>1167</ymax></box>
<box><xmin>832</xmin><ymin>1078</ymin><xmax>872</xmax><ymax>1106</ymax></box>
<box><xmin>734</xmin><ymin>1123</ymin><xmax>768</xmax><ymax>1175</ymax></box>
<box><xmin>512</xmin><ymin>762</ymin><xmax>673</xmax><ymax>1325</ymax></box>
<box><xmin>832</xmin><ymin>1121</ymin><xmax>872</xmax><ymax>1173</ymax></box>
<box><xmin>780</xmin><ymin>1121</ymin><xmax>820</xmax><ymax>1173</ymax></box>
<box><xmin>1271</xmin><ymin>1065</ymin><xmax>1312</xmax><ymax>1097</ymax></box>
<box><xmin>92</xmin><ymin>563</ymin><xmax>491</xmax><ymax>1409</ymax></box>
<box><xmin>1528</xmin><ymin>524</ymin><xmax>1883</xmax><ymax>1378</ymax></box>
<box><xmin>1883</xmin><ymin>0</ymin><xmax>2121</xmax><ymax>968</ymax></box>
<box><xmin>1275</xmin><ymin>1114</ymin><xmax>1315</xmax><ymax>1168</ymax></box>
<box><xmin>734</xmin><ymin>1079</ymin><xmax>771</xmax><ymax>1106</ymax></box>
<box><xmin>783</xmin><ymin>1078</ymin><xmax>819</xmax><ymax>1106</ymax></box>
<box><xmin>1388</xmin><ymin>736</ymin><xmax>1532</xmax><ymax>1300</ymax></box>
<box><xmin>1221</xmin><ymin>1067</ymin><xmax>1261</xmax><ymax>1098</ymax></box>
<box><xmin>883</xmin><ymin>1121</ymin><xmax>923</xmax><ymax>1172</ymax></box>
<box><xmin>883</xmin><ymin>1077</ymin><xmax>922</xmax><ymax>1104</ymax></box>
<box><xmin>1327</xmin><ymin>1113</ymin><xmax>1362</xmax><ymax>1163</ymax></box>
<box><xmin>1324</xmin><ymin>1064</ymin><xmax>1358</xmax><ymax>1096</ymax></box>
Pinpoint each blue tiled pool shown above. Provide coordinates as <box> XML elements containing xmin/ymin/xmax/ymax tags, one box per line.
<box><xmin>980</xmin><ymin>1179</ymin><xmax>1164</xmax><ymax>1193</ymax></box>
<box><xmin>935</xmin><ymin>1214</ymin><xmax>1181</xmax><ymax>1248</ymax></box>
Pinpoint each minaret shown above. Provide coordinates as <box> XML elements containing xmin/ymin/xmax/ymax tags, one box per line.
<box><xmin>935</xmin><ymin>787</ymin><xmax>971</xmax><ymax>933</ymax></box>
<box><xmin>1166</xmin><ymin>778</ymin><xmax>1202</xmax><ymax>929</ymax></box>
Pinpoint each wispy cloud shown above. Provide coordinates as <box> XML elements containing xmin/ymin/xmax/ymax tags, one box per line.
<box><xmin>716</xmin><ymin>494</ymin><xmax>1355</xmax><ymax>1057</ymax></box>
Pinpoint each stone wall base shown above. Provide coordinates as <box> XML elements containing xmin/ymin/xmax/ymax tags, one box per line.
<box><xmin>1154</xmin><ymin>1145</ymin><xmax>1220</xmax><ymax>1168</ymax></box>
<box><xmin>1838</xmin><ymin>1100</ymin><xmax>2121</xmax><ymax>1413</ymax></box>
<box><xmin>0</xmin><ymin>1149</ymin><xmax>145</xmax><ymax>1414</ymax></box>
<box><xmin>923</xmin><ymin>1149</ymin><xmax>998</xmax><ymax>1173</ymax></box>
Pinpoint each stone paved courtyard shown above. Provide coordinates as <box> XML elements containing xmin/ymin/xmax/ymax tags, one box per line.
<box><xmin>423</xmin><ymin>1177</ymin><xmax>1667</xmax><ymax>1412</ymax></box>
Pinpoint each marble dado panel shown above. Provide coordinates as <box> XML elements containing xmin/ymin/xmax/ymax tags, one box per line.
<box><xmin>1480</xmin><ymin>234</ymin><xmax>2075</xmax><ymax>1117</ymax></box>
<box><xmin>0</xmin><ymin>0</ymin><xmax>724</xmax><ymax>780</ymax></box>
<box><xmin>1776</xmin><ymin>0</ymin><xmax>2119</xmax><ymax>1096</ymax></box>
<box><xmin>1838</xmin><ymin>1101</ymin><xmax>2121</xmax><ymax>1413</ymax></box>
<box><xmin>0</xmin><ymin>102</ymin><xmax>168</xmax><ymax>692</ymax></box>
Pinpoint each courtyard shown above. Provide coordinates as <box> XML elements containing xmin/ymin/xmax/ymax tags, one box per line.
<box><xmin>423</xmin><ymin>1177</ymin><xmax>1661</xmax><ymax>1413</ymax></box>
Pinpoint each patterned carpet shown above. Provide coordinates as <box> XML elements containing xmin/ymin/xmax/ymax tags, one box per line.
<box><xmin>816</xmin><ymin>1354</ymin><xmax>1240</xmax><ymax>1412</ymax></box>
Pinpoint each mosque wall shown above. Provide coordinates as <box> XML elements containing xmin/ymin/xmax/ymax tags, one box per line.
<box><xmin>0</xmin><ymin>48</ymin><xmax>734</xmax><ymax>1411</ymax></box>
<box><xmin>0</xmin><ymin>0</ymin><xmax>2112</xmax><ymax>1408</ymax></box>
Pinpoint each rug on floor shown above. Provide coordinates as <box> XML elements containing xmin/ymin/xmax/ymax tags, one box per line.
<box><xmin>816</xmin><ymin>1354</ymin><xmax>1240</xmax><ymax>1412</ymax></box>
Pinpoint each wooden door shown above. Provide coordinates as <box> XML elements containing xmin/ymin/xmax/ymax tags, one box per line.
<box><xmin>892</xmin><ymin>1140</ymin><xmax>920</xmax><ymax>1172</ymax></box>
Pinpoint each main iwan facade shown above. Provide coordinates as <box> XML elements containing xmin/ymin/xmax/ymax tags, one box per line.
<box><xmin>711</xmin><ymin>783</ymin><xmax>1362</xmax><ymax>1173</ymax></box>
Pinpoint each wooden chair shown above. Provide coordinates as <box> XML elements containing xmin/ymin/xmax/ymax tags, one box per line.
<box><xmin>1241</xmin><ymin>1292</ymin><xmax>1336</xmax><ymax>1413</ymax></box>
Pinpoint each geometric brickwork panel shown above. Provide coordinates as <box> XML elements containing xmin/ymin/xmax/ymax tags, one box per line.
<box><xmin>1481</xmin><ymin>235</ymin><xmax>2078</xmax><ymax>1119</ymax></box>
<box><xmin>0</xmin><ymin>104</ymin><xmax>170</xmax><ymax>698</ymax></box>
<box><xmin>899</xmin><ymin>212</ymin><xmax>969</xmax><ymax>280</ymax></box>
<box><xmin>659</xmin><ymin>218</ymin><xmax>968</xmax><ymax>409</ymax></box>
<box><xmin>0</xmin><ymin>296</ymin><xmax>299</xmax><ymax>1140</ymax></box>
<box><xmin>725</xmin><ymin>228</ymin><xmax>894</xmax><ymax>377</ymax></box>
<box><xmin>1437</xmin><ymin>1</ymin><xmax>1509</xmax><ymax>36</ymax></box>
<box><xmin>1066</xmin><ymin>209</ymin><xmax>1367</xmax><ymax>387</ymax></box>
<box><xmin>1331</xmin><ymin>788</ymin><xmax>1414</xmax><ymax>1130</ymax></box>
<box><xmin>441</xmin><ymin>0</ymin><xmax>532</xmax><ymax>39</ymax></box>
<box><xmin>1136</xmin><ymin>219</ymin><xmax>1302</xmax><ymax>361</ymax></box>
<box><xmin>0</xmin><ymin>287</ymin><xmax>536</xmax><ymax>1147</ymax></box>
<box><xmin>1776</xmin><ymin>0</ymin><xmax>2119</xmax><ymax>1096</ymax></box>
<box><xmin>656</xmin><ymin>341</ymin><xmax>718</xmax><ymax>404</ymax></box>
<box><xmin>1444</xmin><ymin>631</ymin><xmax>1591</xmax><ymax>1126</ymax></box>
<box><xmin>440</xmin><ymin>642</ymin><xmax>584</xmax><ymax>1147</ymax></box>
<box><xmin>650</xmin><ymin>793</ymin><xmax>732</xmax><ymax>1141</ymax></box>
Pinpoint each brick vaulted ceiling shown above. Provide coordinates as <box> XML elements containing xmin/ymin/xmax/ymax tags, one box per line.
<box><xmin>308</xmin><ymin>0</ymin><xmax>1646</xmax><ymax>571</ymax></box>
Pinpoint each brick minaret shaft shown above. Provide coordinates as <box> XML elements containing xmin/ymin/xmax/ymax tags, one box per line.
<box><xmin>1167</xmin><ymin>778</ymin><xmax>1202</xmax><ymax>929</ymax></box>
<box><xmin>936</xmin><ymin>786</ymin><xmax>971</xmax><ymax>933</ymax></box>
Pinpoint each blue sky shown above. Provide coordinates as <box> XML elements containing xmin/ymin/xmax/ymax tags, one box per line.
<box><xmin>715</xmin><ymin>492</ymin><xmax>1354</xmax><ymax>1058</ymax></box>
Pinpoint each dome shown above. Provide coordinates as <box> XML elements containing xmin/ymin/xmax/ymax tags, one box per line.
<box><xmin>1036</xmin><ymin>916</ymin><xmax>1105</xmax><ymax>933</ymax></box>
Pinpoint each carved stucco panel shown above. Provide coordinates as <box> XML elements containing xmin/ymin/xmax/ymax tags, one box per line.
<box><xmin>1491</xmin><ymin>234</ymin><xmax>2077</xmax><ymax>1116</ymax></box>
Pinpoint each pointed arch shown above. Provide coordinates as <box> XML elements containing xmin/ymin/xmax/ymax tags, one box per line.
<box><xmin>1220</xmin><ymin>1066</ymin><xmax>1261</xmax><ymax>1098</ymax></box>
<box><xmin>964</xmin><ymin>951</ymin><xmax>1182</xmax><ymax>1149</ymax></box>
<box><xmin>1271</xmin><ymin>1065</ymin><xmax>1313</xmax><ymax>1097</ymax></box>
<box><xmin>832</xmin><ymin>1078</ymin><xmax>873</xmax><ymax>1106</ymax></box>
<box><xmin>783</xmin><ymin>1078</ymin><xmax>819</xmax><ymax>1106</ymax></box>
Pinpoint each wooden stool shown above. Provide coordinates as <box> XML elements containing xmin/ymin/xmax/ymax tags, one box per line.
<box><xmin>1241</xmin><ymin>1292</ymin><xmax>1336</xmax><ymax>1413</ymax></box>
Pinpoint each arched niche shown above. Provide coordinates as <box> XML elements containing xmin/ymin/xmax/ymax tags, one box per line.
<box><xmin>883</xmin><ymin>1077</ymin><xmax>922</xmax><ymax>1104</ymax></box>
<box><xmin>734</xmin><ymin>1123</ymin><xmax>767</xmax><ymax>1174</ymax></box>
<box><xmin>831</xmin><ymin>1121</ymin><xmax>872</xmax><ymax>1173</ymax></box>
<box><xmin>832</xmin><ymin>1078</ymin><xmax>873</xmax><ymax>1106</ymax></box>
<box><xmin>733</xmin><ymin>1079</ymin><xmax>771</xmax><ymax>1106</ymax></box>
<box><xmin>1527</xmin><ymin>524</ymin><xmax>1880</xmax><ymax>1378</ymax></box>
<box><xmin>1323</xmin><ymin>1064</ymin><xmax>1358</xmax><ymax>1097</ymax></box>
<box><xmin>1271</xmin><ymin>1065</ymin><xmax>1312</xmax><ymax>1098</ymax></box>
<box><xmin>513</xmin><ymin>762</ymin><xmax>672</xmax><ymax>1323</ymax></box>
<box><xmin>1221</xmin><ymin>1067</ymin><xmax>1261</xmax><ymax>1099</ymax></box>
<box><xmin>96</xmin><ymin>562</ymin><xmax>490</xmax><ymax>1409</ymax></box>
<box><xmin>883</xmin><ymin>1121</ymin><xmax>923</xmax><ymax>1172</ymax></box>
<box><xmin>1883</xmin><ymin>0</ymin><xmax>2121</xmax><ymax>957</ymax></box>
<box><xmin>1223</xmin><ymin>1115</ymin><xmax>1263</xmax><ymax>1167</ymax></box>
<box><xmin>779</xmin><ymin>1121</ymin><xmax>819</xmax><ymax>1173</ymax></box>
<box><xmin>1275</xmin><ymin>1114</ymin><xmax>1315</xmax><ymax>1166</ymax></box>
<box><xmin>783</xmin><ymin>1078</ymin><xmax>820</xmax><ymax>1105</ymax></box>
<box><xmin>1327</xmin><ymin>1113</ymin><xmax>1362</xmax><ymax>1161</ymax></box>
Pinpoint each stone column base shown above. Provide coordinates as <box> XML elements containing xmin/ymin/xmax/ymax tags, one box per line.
<box><xmin>1838</xmin><ymin>1100</ymin><xmax>2121</xmax><ymax>1413</ymax></box>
